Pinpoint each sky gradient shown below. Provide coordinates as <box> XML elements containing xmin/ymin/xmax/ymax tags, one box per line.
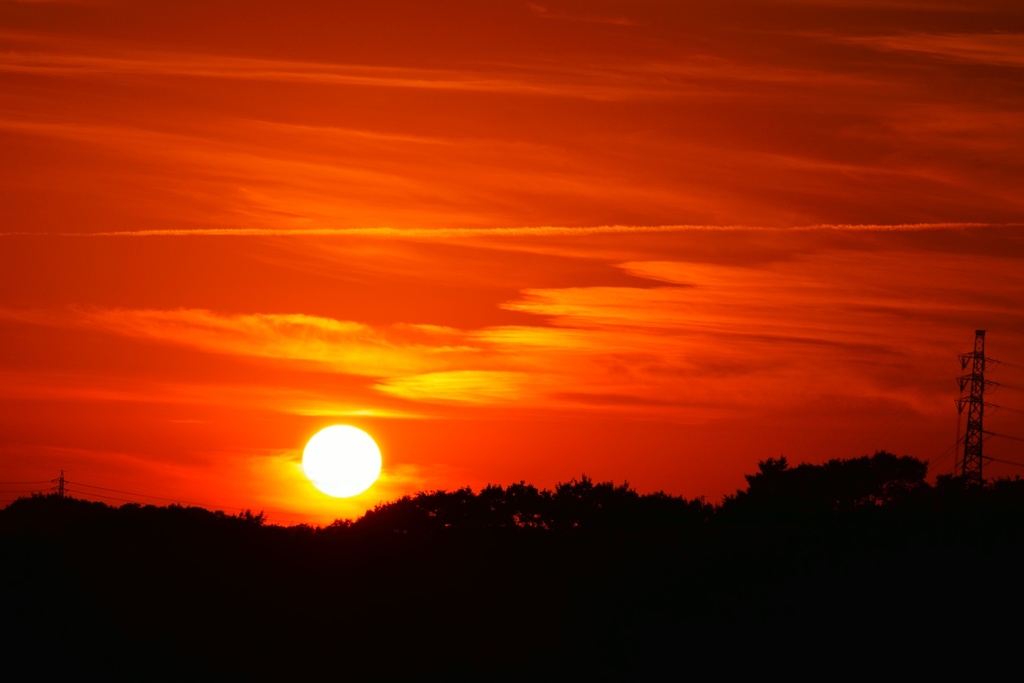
<box><xmin>2</xmin><ymin>0</ymin><xmax>1023</xmax><ymax>525</ymax></box>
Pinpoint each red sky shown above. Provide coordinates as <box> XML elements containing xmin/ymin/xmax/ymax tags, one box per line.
<box><xmin>2</xmin><ymin>0</ymin><xmax>1023</xmax><ymax>525</ymax></box>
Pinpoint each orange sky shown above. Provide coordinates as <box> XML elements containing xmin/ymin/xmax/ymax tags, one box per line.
<box><xmin>2</xmin><ymin>0</ymin><xmax>1023</xmax><ymax>525</ymax></box>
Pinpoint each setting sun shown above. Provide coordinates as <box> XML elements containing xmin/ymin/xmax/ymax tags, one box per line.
<box><xmin>302</xmin><ymin>426</ymin><xmax>382</xmax><ymax>498</ymax></box>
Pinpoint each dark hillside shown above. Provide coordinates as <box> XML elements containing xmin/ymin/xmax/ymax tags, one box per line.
<box><xmin>3</xmin><ymin>456</ymin><xmax>1024</xmax><ymax>680</ymax></box>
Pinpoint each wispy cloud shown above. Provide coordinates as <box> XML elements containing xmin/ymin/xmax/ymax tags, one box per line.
<box><xmin>5</xmin><ymin>223</ymin><xmax>1023</xmax><ymax>418</ymax></box>
<box><xmin>0</xmin><ymin>46</ymin><xmax>682</xmax><ymax>101</ymax></box>
<box><xmin>3</xmin><ymin>1</ymin><xmax>1023</xmax><ymax>238</ymax></box>
<box><xmin>73</xmin><ymin>308</ymin><xmax>484</xmax><ymax>376</ymax></box>
<box><xmin>526</xmin><ymin>2</ymin><xmax>639</xmax><ymax>26</ymax></box>
<box><xmin>3</xmin><ymin>222</ymin><xmax>1008</xmax><ymax>238</ymax></box>
<box><xmin>375</xmin><ymin>370</ymin><xmax>544</xmax><ymax>404</ymax></box>
<box><xmin>841</xmin><ymin>32</ymin><xmax>1024</xmax><ymax>67</ymax></box>
<box><xmin>0</xmin><ymin>367</ymin><xmax>426</xmax><ymax>419</ymax></box>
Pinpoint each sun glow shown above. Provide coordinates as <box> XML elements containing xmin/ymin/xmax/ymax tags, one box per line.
<box><xmin>302</xmin><ymin>425</ymin><xmax>382</xmax><ymax>498</ymax></box>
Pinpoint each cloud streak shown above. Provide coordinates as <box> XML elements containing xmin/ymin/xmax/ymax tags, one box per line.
<box><xmin>841</xmin><ymin>32</ymin><xmax>1024</xmax><ymax>67</ymax></box>
<box><xmin>0</xmin><ymin>45</ymin><xmax>698</xmax><ymax>101</ymax></box>
<box><xmin>71</xmin><ymin>309</ymin><xmax>483</xmax><ymax>377</ymax></box>
<box><xmin>3</xmin><ymin>223</ymin><xmax>1011</xmax><ymax>238</ymax></box>
<box><xmin>11</xmin><ymin>226</ymin><xmax>1021</xmax><ymax>419</ymax></box>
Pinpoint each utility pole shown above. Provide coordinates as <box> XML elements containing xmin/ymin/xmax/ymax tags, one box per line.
<box><xmin>956</xmin><ymin>330</ymin><xmax>986</xmax><ymax>484</ymax></box>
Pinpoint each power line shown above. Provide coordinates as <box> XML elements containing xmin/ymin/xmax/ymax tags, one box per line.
<box><xmin>4</xmin><ymin>485</ymin><xmax>314</xmax><ymax>527</ymax></box>
<box><xmin>986</xmin><ymin>456</ymin><xmax>1024</xmax><ymax>469</ymax></box>
<box><xmin>989</xmin><ymin>381</ymin><xmax>1024</xmax><ymax>393</ymax></box>
<box><xmin>60</xmin><ymin>476</ymin><xmax>311</xmax><ymax>525</ymax></box>
<box><xmin>986</xmin><ymin>403</ymin><xmax>1024</xmax><ymax>415</ymax></box>
<box><xmin>986</xmin><ymin>430</ymin><xmax>1024</xmax><ymax>444</ymax></box>
<box><xmin>3</xmin><ymin>474</ymin><xmax>261</xmax><ymax>516</ymax></box>
<box><xmin>931</xmin><ymin>434</ymin><xmax>961</xmax><ymax>474</ymax></box>
<box><xmin>66</xmin><ymin>480</ymin><xmax>217</xmax><ymax>508</ymax></box>
<box><xmin>63</xmin><ymin>488</ymin><xmax>149</xmax><ymax>505</ymax></box>
<box><xmin>0</xmin><ymin>472</ymin><xmax>325</xmax><ymax>527</ymax></box>
<box><xmin>65</xmin><ymin>483</ymin><xmax>249</xmax><ymax>513</ymax></box>
<box><xmin>988</xmin><ymin>358</ymin><xmax>1024</xmax><ymax>371</ymax></box>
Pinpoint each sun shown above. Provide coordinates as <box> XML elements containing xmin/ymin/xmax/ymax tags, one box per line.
<box><xmin>302</xmin><ymin>425</ymin><xmax>382</xmax><ymax>498</ymax></box>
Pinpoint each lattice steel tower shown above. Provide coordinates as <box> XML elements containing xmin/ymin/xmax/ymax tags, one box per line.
<box><xmin>956</xmin><ymin>330</ymin><xmax>986</xmax><ymax>484</ymax></box>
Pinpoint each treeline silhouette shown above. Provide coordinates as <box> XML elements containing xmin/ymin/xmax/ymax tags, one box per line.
<box><xmin>3</xmin><ymin>451</ymin><xmax>1023</xmax><ymax>680</ymax></box>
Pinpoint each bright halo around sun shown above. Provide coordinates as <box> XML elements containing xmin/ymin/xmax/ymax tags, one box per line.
<box><xmin>302</xmin><ymin>425</ymin><xmax>382</xmax><ymax>498</ymax></box>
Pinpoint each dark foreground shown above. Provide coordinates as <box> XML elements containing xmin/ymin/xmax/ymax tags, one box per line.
<box><xmin>4</xmin><ymin>464</ymin><xmax>1024</xmax><ymax>680</ymax></box>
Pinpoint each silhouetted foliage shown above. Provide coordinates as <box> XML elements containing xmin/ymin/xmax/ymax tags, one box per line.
<box><xmin>718</xmin><ymin>450</ymin><xmax>929</xmax><ymax>522</ymax></box>
<box><xmin>236</xmin><ymin>508</ymin><xmax>267</xmax><ymax>526</ymax></box>
<box><xmin>350</xmin><ymin>475</ymin><xmax>711</xmax><ymax>535</ymax></box>
<box><xmin>3</xmin><ymin>453</ymin><xmax>1024</xmax><ymax>681</ymax></box>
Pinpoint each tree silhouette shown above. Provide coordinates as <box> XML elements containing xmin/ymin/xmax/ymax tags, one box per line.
<box><xmin>720</xmin><ymin>451</ymin><xmax>929</xmax><ymax>521</ymax></box>
<box><xmin>7</xmin><ymin>454</ymin><xmax>1024</xmax><ymax>681</ymax></box>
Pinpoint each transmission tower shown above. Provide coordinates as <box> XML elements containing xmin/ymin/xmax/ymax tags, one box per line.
<box><xmin>52</xmin><ymin>470</ymin><xmax>66</xmax><ymax>497</ymax></box>
<box><xmin>956</xmin><ymin>330</ymin><xmax>986</xmax><ymax>484</ymax></box>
